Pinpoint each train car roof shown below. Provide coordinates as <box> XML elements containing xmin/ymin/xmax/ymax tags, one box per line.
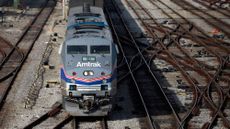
<box><xmin>66</xmin><ymin>36</ymin><xmax>112</xmax><ymax>46</ymax></box>
<box><xmin>65</xmin><ymin>6</ymin><xmax>111</xmax><ymax>41</ymax></box>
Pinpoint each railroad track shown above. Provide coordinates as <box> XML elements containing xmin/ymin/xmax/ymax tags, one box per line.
<box><xmin>24</xmin><ymin>103</ymin><xmax>63</xmax><ymax>129</ymax></box>
<box><xmin>19</xmin><ymin>0</ymin><xmax>230</xmax><ymax>128</ymax></box>
<box><xmin>0</xmin><ymin>37</ymin><xmax>13</xmax><ymax>63</ymax></box>
<box><xmin>24</xmin><ymin>103</ymin><xmax>108</xmax><ymax>129</ymax></box>
<box><xmin>105</xmin><ymin>0</ymin><xmax>188</xmax><ymax>128</ymax></box>
<box><xmin>71</xmin><ymin>116</ymin><xmax>108</xmax><ymax>129</ymax></box>
<box><xmin>120</xmin><ymin>0</ymin><xmax>230</xmax><ymax>128</ymax></box>
<box><xmin>198</xmin><ymin>0</ymin><xmax>230</xmax><ymax>8</ymax></box>
<box><xmin>0</xmin><ymin>36</ymin><xmax>23</xmax><ymax>66</ymax></box>
<box><xmin>170</xmin><ymin>0</ymin><xmax>230</xmax><ymax>38</ymax></box>
<box><xmin>0</xmin><ymin>36</ymin><xmax>24</xmax><ymax>108</ymax></box>
<box><xmin>53</xmin><ymin>116</ymin><xmax>108</xmax><ymax>129</ymax></box>
<box><xmin>0</xmin><ymin>0</ymin><xmax>56</xmax><ymax>109</ymax></box>
<box><xmin>192</xmin><ymin>0</ymin><xmax>230</xmax><ymax>17</ymax></box>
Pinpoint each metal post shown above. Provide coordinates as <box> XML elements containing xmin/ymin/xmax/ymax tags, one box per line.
<box><xmin>62</xmin><ymin>0</ymin><xmax>65</xmax><ymax>19</ymax></box>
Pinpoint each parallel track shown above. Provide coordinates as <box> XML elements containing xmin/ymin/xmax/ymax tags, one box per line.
<box><xmin>122</xmin><ymin>0</ymin><xmax>230</xmax><ymax>128</ymax></box>
<box><xmin>24</xmin><ymin>107</ymin><xmax>109</xmax><ymax>129</ymax></box>
<box><xmin>170</xmin><ymin>0</ymin><xmax>230</xmax><ymax>38</ymax></box>
<box><xmin>0</xmin><ymin>0</ymin><xmax>56</xmax><ymax>109</ymax></box>
<box><xmin>198</xmin><ymin>0</ymin><xmax>230</xmax><ymax>8</ymax></box>
<box><xmin>106</xmin><ymin>0</ymin><xmax>186</xmax><ymax>128</ymax></box>
<box><xmin>193</xmin><ymin>0</ymin><xmax>230</xmax><ymax>17</ymax></box>
<box><xmin>19</xmin><ymin>0</ymin><xmax>230</xmax><ymax>129</ymax></box>
<box><xmin>23</xmin><ymin>103</ymin><xmax>62</xmax><ymax>129</ymax></box>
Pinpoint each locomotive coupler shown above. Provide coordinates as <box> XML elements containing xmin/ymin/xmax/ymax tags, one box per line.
<box><xmin>82</xmin><ymin>95</ymin><xmax>95</xmax><ymax>112</ymax></box>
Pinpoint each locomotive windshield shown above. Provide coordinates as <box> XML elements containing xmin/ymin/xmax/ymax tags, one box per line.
<box><xmin>90</xmin><ymin>45</ymin><xmax>110</xmax><ymax>54</ymax></box>
<box><xmin>67</xmin><ymin>45</ymin><xmax>87</xmax><ymax>54</ymax></box>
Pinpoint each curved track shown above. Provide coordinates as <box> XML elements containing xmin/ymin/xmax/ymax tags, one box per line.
<box><xmin>120</xmin><ymin>0</ymin><xmax>230</xmax><ymax>128</ymax></box>
<box><xmin>0</xmin><ymin>0</ymin><xmax>56</xmax><ymax>109</ymax></box>
<box><xmin>106</xmin><ymin>0</ymin><xmax>186</xmax><ymax>128</ymax></box>
<box><xmin>0</xmin><ymin>37</ymin><xmax>21</xmax><ymax>64</ymax></box>
<box><xmin>20</xmin><ymin>0</ymin><xmax>230</xmax><ymax>128</ymax></box>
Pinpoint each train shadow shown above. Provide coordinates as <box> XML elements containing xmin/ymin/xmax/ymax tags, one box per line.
<box><xmin>108</xmin><ymin>0</ymin><xmax>188</xmax><ymax>123</ymax></box>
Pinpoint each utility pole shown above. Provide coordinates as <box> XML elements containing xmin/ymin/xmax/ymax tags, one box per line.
<box><xmin>62</xmin><ymin>0</ymin><xmax>65</xmax><ymax>19</ymax></box>
<box><xmin>62</xmin><ymin>0</ymin><xmax>68</xmax><ymax>20</ymax></box>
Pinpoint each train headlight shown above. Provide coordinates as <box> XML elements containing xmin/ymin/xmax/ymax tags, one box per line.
<box><xmin>83</xmin><ymin>71</ymin><xmax>88</xmax><ymax>76</ymax></box>
<box><xmin>89</xmin><ymin>71</ymin><xmax>94</xmax><ymax>76</ymax></box>
<box><xmin>83</xmin><ymin>70</ymin><xmax>94</xmax><ymax>76</ymax></box>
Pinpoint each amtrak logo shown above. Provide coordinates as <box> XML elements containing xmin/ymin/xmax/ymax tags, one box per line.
<box><xmin>76</xmin><ymin>62</ymin><xmax>101</xmax><ymax>67</ymax></box>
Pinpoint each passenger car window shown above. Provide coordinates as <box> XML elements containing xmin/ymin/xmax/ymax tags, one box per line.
<box><xmin>90</xmin><ymin>45</ymin><xmax>110</xmax><ymax>54</ymax></box>
<box><xmin>67</xmin><ymin>45</ymin><xmax>87</xmax><ymax>54</ymax></box>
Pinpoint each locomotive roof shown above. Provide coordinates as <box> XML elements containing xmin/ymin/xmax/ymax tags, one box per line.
<box><xmin>66</xmin><ymin>36</ymin><xmax>112</xmax><ymax>46</ymax></box>
<box><xmin>65</xmin><ymin>6</ymin><xmax>111</xmax><ymax>41</ymax></box>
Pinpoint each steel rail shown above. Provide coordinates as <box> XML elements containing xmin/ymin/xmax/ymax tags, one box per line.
<box><xmin>0</xmin><ymin>37</ymin><xmax>12</xmax><ymax>63</ymax></box>
<box><xmin>146</xmin><ymin>0</ymin><xmax>230</xmax><ymax>128</ymax></box>
<box><xmin>153</xmin><ymin>0</ymin><xmax>229</xmax><ymax>57</ymax></box>
<box><xmin>111</xmin><ymin>0</ymin><xmax>186</xmax><ymax>128</ymax></box>
<box><xmin>155</xmin><ymin>0</ymin><xmax>230</xmax><ymax>53</ymax></box>
<box><xmin>121</xmin><ymin>34</ymin><xmax>226</xmax><ymax>80</ymax></box>
<box><xmin>144</xmin><ymin>0</ymin><xmax>218</xmax><ymax>96</ymax></box>
<box><xmin>193</xmin><ymin>0</ymin><xmax>230</xmax><ymax>17</ymax></box>
<box><xmin>199</xmin><ymin>57</ymin><xmax>229</xmax><ymax>128</ymax></box>
<box><xmin>150</xmin><ymin>0</ymin><xmax>229</xmax><ymax>124</ymax></box>
<box><xmin>23</xmin><ymin>103</ymin><xmax>62</xmax><ymax>129</ymax></box>
<box><xmin>203</xmin><ymin>0</ymin><xmax>230</xmax><ymax>8</ymax></box>
<box><xmin>149</xmin><ymin>0</ymin><xmax>228</xmax><ymax>75</ymax></box>
<box><xmin>135</xmin><ymin>0</ymin><xmax>215</xmax><ymax>82</ymax></box>
<box><xmin>100</xmin><ymin>117</ymin><xmax>109</xmax><ymax>129</ymax></box>
<box><xmin>105</xmin><ymin>1</ymin><xmax>158</xmax><ymax>128</ymax></box>
<box><xmin>0</xmin><ymin>0</ymin><xmax>56</xmax><ymax>109</ymax></box>
<box><xmin>72</xmin><ymin>116</ymin><xmax>108</xmax><ymax>129</ymax></box>
<box><xmin>53</xmin><ymin>115</ymin><xmax>73</xmax><ymax>129</ymax></box>
<box><xmin>117</xmin><ymin>37</ymin><xmax>171</xmax><ymax>83</ymax></box>
<box><xmin>171</xmin><ymin>0</ymin><xmax>230</xmax><ymax>38</ymax></box>
<box><xmin>127</xmin><ymin>0</ymin><xmax>230</xmax><ymax>128</ymax></box>
<box><xmin>0</xmin><ymin>36</ymin><xmax>23</xmax><ymax>72</ymax></box>
<box><xmin>126</xmin><ymin>0</ymin><xmax>198</xmax><ymax>128</ymax></box>
<box><xmin>0</xmin><ymin>0</ymin><xmax>52</xmax><ymax>69</ymax></box>
<box><xmin>152</xmin><ymin>0</ymin><xmax>230</xmax><ymax>80</ymax></box>
<box><xmin>150</xmin><ymin>0</ymin><xmax>228</xmax><ymax>127</ymax></box>
<box><xmin>148</xmin><ymin>23</ymin><xmax>230</xmax><ymax>54</ymax></box>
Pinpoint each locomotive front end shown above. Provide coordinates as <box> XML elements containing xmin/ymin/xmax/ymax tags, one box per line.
<box><xmin>61</xmin><ymin>37</ymin><xmax>117</xmax><ymax>116</ymax></box>
<box><xmin>60</xmin><ymin>4</ymin><xmax>117</xmax><ymax>116</ymax></box>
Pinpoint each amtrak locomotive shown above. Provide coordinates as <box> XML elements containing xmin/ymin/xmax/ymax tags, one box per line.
<box><xmin>59</xmin><ymin>3</ymin><xmax>117</xmax><ymax>116</ymax></box>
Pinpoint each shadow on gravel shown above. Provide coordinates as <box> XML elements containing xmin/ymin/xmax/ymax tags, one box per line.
<box><xmin>108</xmin><ymin>0</ymin><xmax>188</xmax><ymax>123</ymax></box>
